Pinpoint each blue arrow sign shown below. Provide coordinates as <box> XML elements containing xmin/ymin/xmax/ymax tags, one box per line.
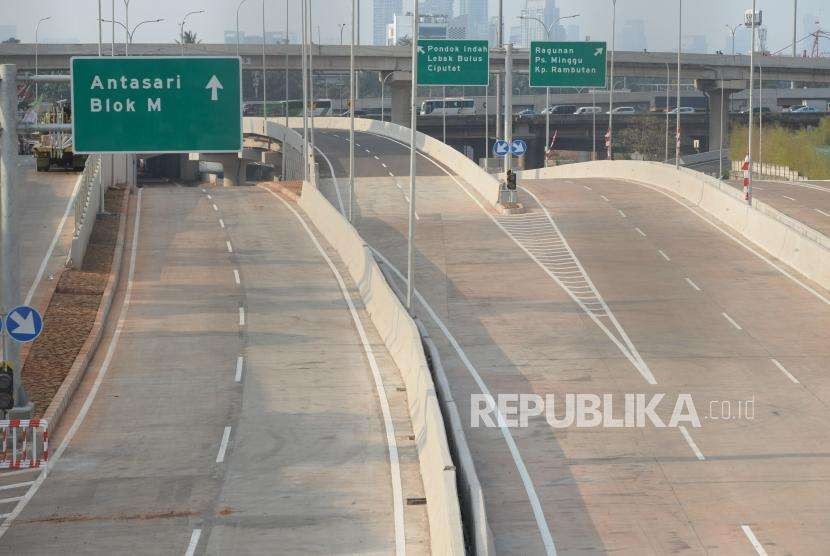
<box><xmin>511</xmin><ymin>139</ymin><xmax>528</xmax><ymax>157</ymax></box>
<box><xmin>5</xmin><ymin>306</ymin><xmax>43</xmax><ymax>343</ymax></box>
<box><xmin>493</xmin><ymin>140</ymin><xmax>510</xmax><ymax>157</ymax></box>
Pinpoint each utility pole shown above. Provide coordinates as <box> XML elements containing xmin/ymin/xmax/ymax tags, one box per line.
<box><xmin>503</xmin><ymin>43</ymin><xmax>513</xmax><ymax>181</ymax></box>
<box><xmin>406</xmin><ymin>0</ymin><xmax>418</xmax><ymax>311</ymax></box>
<box><xmin>0</xmin><ymin>65</ymin><xmax>29</xmax><ymax>415</ymax></box>
<box><xmin>349</xmin><ymin>0</ymin><xmax>355</xmax><ymax>221</ymax></box>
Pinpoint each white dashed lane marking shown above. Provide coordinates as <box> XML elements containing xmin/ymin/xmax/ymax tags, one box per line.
<box><xmin>658</xmin><ymin>249</ymin><xmax>671</xmax><ymax>261</ymax></box>
<box><xmin>685</xmin><ymin>277</ymin><xmax>701</xmax><ymax>291</ymax></box>
<box><xmin>722</xmin><ymin>312</ymin><xmax>742</xmax><ymax>330</ymax></box>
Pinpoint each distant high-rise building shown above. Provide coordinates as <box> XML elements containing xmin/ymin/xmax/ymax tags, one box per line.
<box><xmin>374</xmin><ymin>0</ymin><xmax>403</xmax><ymax>45</ymax></box>
<box><xmin>620</xmin><ymin>19</ymin><xmax>647</xmax><ymax>51</ymax></box>
<box><xmin>565</xmin><ymin>24</ymin><xmax>579</xmax><ymax>42</ymax></box>
<box><xmin>421</xmin><ymin>0</ymin><xmax>453</xmax><ymax>17</ymax></box>
<box><xmin>458</xmin><ymin>0</ymin><xmax>487</xmax><ymax>39</ymax></box>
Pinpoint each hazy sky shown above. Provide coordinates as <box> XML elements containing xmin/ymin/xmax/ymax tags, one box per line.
<box><xmin>1</xmin><ymin>0</ymin><xmax>827</xmax><ymax>54</ymax></box>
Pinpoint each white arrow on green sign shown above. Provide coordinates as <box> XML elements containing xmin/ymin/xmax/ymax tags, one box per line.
<box><xmin>529</xmin><ymin>41</ymin><xmax>607</xmax><ymax>88</ymax></box>
<box><xmin>417</xmin><ymin>39</ymin><xmax>489</xmax><ymax>86</ymax></box>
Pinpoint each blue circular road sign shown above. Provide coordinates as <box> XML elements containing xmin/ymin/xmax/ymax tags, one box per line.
<box><xmin>5</xmin><ymin>305</ymin><xmax>43</xmax><ymax>343</ymax></box>
<box><xmin>511</xmin><ymin>139</ymin><xmax>528</xmax><ymax>157</ymax></box>
<box><xmin>493</xmin><ymin>140</ymin><xmax>510</xmax><ymax>157</ymax></box>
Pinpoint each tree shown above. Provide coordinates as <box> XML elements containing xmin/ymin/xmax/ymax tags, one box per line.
<box><xmin>396</xmin><ymin>36</ymin><xmax>412</xmax><ymax>47</ymax></box>
<box><xmin>2</xmin><ymin>37</ymin><xmax>20</xmax><ymax>44</ymax></box>
<box><xmin>616</xmin><ymin>116</ymin><xmax>667</xmax><ymax>161</ymax></box>
<box><xmin>177</xmin><ymin>30</ymin><xmax>201</xmax><ymax>45</ymax></box>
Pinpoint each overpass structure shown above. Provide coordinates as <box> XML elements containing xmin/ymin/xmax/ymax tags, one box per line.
<box><xmin>4</xmin><ymin>42</ymin><xmax>830</xmax><ymax>152</ymax></box>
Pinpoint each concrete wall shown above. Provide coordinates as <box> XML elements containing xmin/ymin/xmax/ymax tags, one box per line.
<box><xmin>520</xmin><ymin>161</ymin><xmax>830</xmax><ymax>290</ymax></box>
<box><xmin>298</xmin><ymin>181</ymin><xmax>466</xmax><ymax>555</ymax></box>
<box><xmin>278</xmin><ymin>116</ymin><xmax>503</xmax><ymax>208</ymax></box>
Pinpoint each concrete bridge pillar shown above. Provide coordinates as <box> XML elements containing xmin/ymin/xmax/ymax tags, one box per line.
<box><xmin>697</xmin><ymin>79</ymin><xmax>746</xmax><ymax>152</ymax></box>
<box><xmin>179</xmin><ymin>154</ymin><xmax>199</xmax><ymax>182</ymax></box>
<box><xmin>390</xmin><ymin>71</ymin><xmax>413</xmax><ymax>127</ymax></box>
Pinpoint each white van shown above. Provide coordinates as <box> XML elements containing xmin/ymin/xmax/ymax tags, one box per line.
<box><xmin>574</xmin><ymin>106</ymin><xmax>602</xmax><ymax>115</ymax></box>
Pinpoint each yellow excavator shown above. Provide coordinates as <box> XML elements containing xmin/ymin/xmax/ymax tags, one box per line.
<box><xmin>32</xmin><ymin>100</ymin><xmax>87</xmax><ymax>172</ymax></box>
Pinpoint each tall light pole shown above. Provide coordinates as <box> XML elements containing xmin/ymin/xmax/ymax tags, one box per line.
<box><xmin>379</xmin><ymin>71</ymin><xmax>393</xmax><ymax>122</ymax></box>
<box><xmin>179</xmin><ymin>9</ymin><xmax>205</xmax><ymax>56</ymax></box>
<box><xmin>675</xmin><ymin>0</ymin><xmax>682</xmax><ymax>168</ymax></box>
<box><xmin>261</xmin><ymin>0</ymin><xmax>267</xmax><ymax>129</ymax></box>
<box><xmin>111</xmin><ymin>0</ymin><xmax>115</xmax><ymax>55</ymax></box>
<box><xmin>301</xmin><ymin>0</ymin><xmax>309</xmax><ymax>180</ymax></box>
<box><xmin>726</xmin><ymin>23</ymin><xmax>741</xmax><ymax>55</ymax></box>
<box><xmin>665</xmin><ymin>62</ymin><xmax>670</xmax><ymax>161</ymax></box>
<box><xmin>339</xmin><ymin>23</ymin><xmax>347</xmax><ymax>45</ymax></box>
<box><xmin>102</xmin><ymin>18</ymin><xmax>164</xmax><ymax>44</ymax></box>
<box><xmin>607</xmin><ymin>0</ymin><xmax>616</xmax><ymax>160</ymax></box>
<box><xmin>236</xmin><ymin>0</ymin><xmax>249</xmax><ymax>57</ymax></box>
<box><xmin>34</xmin><ymin>16</ymin><xmax>51</xmax><ymax>100</ymax></box>
<box><xmin>98</xmin><ymin>1</ymin><xmax>103</xmax><ymax>55</ymax></box>
<box><xmin>285</xmin><ymin>1</ymin><xmax>289</xmax><ymax>129</ymax></box>
<box><xmin>406</xmin><ymin>0</ymin><xmax>419</xmax><ymax>311</ymax></box>
<box><xmin>519</xmin><ymin>13</ymin><xmax>579</xmax><ymax>162</ymax></box>
<box><xmin>791</xmin><ymin>0</ymin><xmax>797</xmax><ymax>89</ymax></box>
<box><xmin>746</xmin><ymin>0</ymin><xmax>757</xmax><ymax>204</ymax></box>
<box><xmin>349</xmin><ymin>0</ymin><xmax>356</xmax><ymax>222</ymax></box>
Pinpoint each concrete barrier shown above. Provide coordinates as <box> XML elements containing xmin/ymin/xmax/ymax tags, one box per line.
<box><xmin>298</xmin><ymin>181</ymin><xmax>465</xmax><ymax>555</ymax></box>
<box><xmin>520</xmin><ymin>161</ymin><xmax>830</xmax><ymax>290</ymax></box>
<box><xmin>271</xmin><ymin>116</ymin><xmax>502</xmax><ymax>208</ymax></box>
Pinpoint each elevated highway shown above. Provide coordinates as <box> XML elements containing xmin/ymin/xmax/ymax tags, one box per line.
<box><xmin>303</xmin><ymin>121</ymin><xmax>830</xmax><ymax>554</ymax></box>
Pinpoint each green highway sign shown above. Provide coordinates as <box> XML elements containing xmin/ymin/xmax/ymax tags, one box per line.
<box><xmin>417</xmin><ymin>40</ymin><xmax>489</xmax><ymax>86</ymax></box>
<box><xmin>529</xmin><ymin>41</ymin><xmax>607</xmax><ymax>88</ymax></box>
<box><xmin>71</xmin><ymin>57</ymin><xmax>242</xmax><ymax>153</ymax></box>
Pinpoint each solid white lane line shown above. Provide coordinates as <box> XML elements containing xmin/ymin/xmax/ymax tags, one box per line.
<box><xmin>816</xmin><ymin>208</ymin><xmax>830</xmax><ymax>217</ymax></box>
<box><xmin>238</xmin><ymin>306</ymin><xmax>245</xmax><ymax>326</ymax></box>
<box><xmin>212</xmin><ymin>203</ymin><xmax>218</xmax><ymax>212</ymax></box>
<box><xmin>770</xmin><ymin>358</ymin><xmax>800</xmax><ymax>384</ymax></box>
<box><xmin>226</xmin><ymin>241</ymin><xmax>233</xmax><ymax>253</ymax></box>
<box><xmin>233</xmin><ymin>269</ymin><xmax>241</xmax><ymax>285</ymax></box>
<box><xmin>635</xmin><ymin>227</ymin><xmax>647</xmax><ymax>237</ymax></box>
<box><xmin>679</xmin><ymin>426</ymin><xmax>705</xmax><ymax>461</ymax></box>
<box><xmin>185</xmin><ymin>528</ymin><xmax>202</xmax><ymax>556</ymax></box>
<box><xmin>260</xmin><ymin>186</ymin><xmax>407</xmax><ymax>554</ymax></box>
<box><xmin>25</xmin><ymin>171</ymin><xmax>84</xmax><ymax>306</ymax></box>
<box><xmin>629</xmin><ymin>180</ymin><xmax>830</xmax><ymax>305</ymax></box>
<box><xmin>235</xmin><ymin>356</ymin><xmax>244</xmax><ymax>383</ymax></box>
<box><xmin>600</xmin><ymin>195</ymin><xmax>610</xmax><ymax>202</ymax></box>
<box><xmin>781</xmin><ymin>195</ymin><xmax>796</xmax><ymax>201</ymax></box>
<box><xmin>0</xmin><ymin>190</ymin><xmax>144</xmax><ymax>540</ymax></box>
<box><xmin>741</xmin><ymin>525</ymin><xmax>768</xmax><ymax>556</ymax></box>
<box><xmin>371</xmin><ymin>246</ymin><xmax>557</xmax><ymax>555</ymax></box>
<box><xmin>685</xmin><ymin>277</ymin><xmax>701</xmax><ymax>291</ymax></box>
<box><xmin>618</xmin><ymin>209</ymin><xmax>627</xmax><ymax>218</ymax></box>
<box><xmin>722</xmin><ymin>312</ymin><xmax>742</xmax><ymax>330</ymax></box>
<box><xmin>0</xmin><ymin>482</ymin><xmax>33</xmax><ymax>492</ymax></box>
<box><xmin>0</xmin><ymin>497</ymin><xmax>23</xmax><ymax>505</ymax></box>
<box><xmin>658</xmin><ymin>249</ymin><xmax>671</xmax><ymax>261</ymax></box>
<box><xmin>219</xmin><ymin>218</ymin><xmax>225</xmax><ymax>229</ymax></box>
<box><xmin>215</xmin><ymin>426</ymin><xmax>232</xmax><ymax>463</ymax></box>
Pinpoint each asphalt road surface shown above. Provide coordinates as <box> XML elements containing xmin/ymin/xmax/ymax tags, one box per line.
<box><xmin>726</xmin><ymin>178</ymin><xmax>830</xmax><ymax>236</ymax></box>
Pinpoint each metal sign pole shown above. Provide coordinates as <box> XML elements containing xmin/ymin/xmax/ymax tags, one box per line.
<box><xmin>406</xmin><ymin>1</ymin><xmax>419</xmax><ymax>312</ymax></box>
<box><xmin>0</xmin><ymin>65</ymin><xmax>28</xmax><ymax>415</ymax></box>
<box><xmin>503</xmin><ymin>43</ymin><xmax>513</xmax><ymax>180</ymax></box>
<box><xmin>349</xmin><ymin>0</ymin><xmax>355</xmax><ymax>221</ymax></box>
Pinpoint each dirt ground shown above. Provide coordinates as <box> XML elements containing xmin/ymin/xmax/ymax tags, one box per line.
<box><xmin>23</xmin><ymin>186</ymin><xmax>127</xmax><ymax>417</ymax></box>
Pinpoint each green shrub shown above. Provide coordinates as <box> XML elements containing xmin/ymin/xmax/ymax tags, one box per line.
<box><xmin>730</xmin><ymin>117</ymin><xmax>830</xmax><ymax>179</ymax></box>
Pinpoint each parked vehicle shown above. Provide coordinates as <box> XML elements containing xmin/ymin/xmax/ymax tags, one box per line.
<box><xmin>574</xmin><ymin>106</ymin><xmax>602</xmax><ymax>115</ymax></box>
<box><xmin>419</xmin><ymin>98</ymin><xmax>475</xmax><ymax>115</ymax></box>
<box><xmin>739</xmin><ymin>106</ymin><xmax>771</xmax><ymax>115</ymax></box>
<box><xmin>516</xmin><ymin>108</ymin><xmax>538</xmax><ymax>119</ymax></box>
<box><xmin>790</xmin><ymin>105</ymin><xmax>821</xmax><ymax>113</ymax></box>
<box><xmin>542</xmin><ymin>105</ymin><xmax>577</xmax><ymax>115</ymax></box>
<box><xmin>608</xmin><ymin>106</ymin><xmax>636</xmax><ymax>114</ymax></box>
<box><xmin>668</xmin><ymin>106</ymin><xmax>696</xmax><ymax>114</ymax></box>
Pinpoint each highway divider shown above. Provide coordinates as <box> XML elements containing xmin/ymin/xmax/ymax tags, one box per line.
<box><xmin>298</xmin><ymin>181</ymin><xmax>465</xmax><ymax>554</ymax></box>
<box><xmin>521</xmin><ymin>161</ymin><xmax>830</xmax><ymax>290</ymax></box>
<box><xmin>274</xmin><ymin>116</ymin><xmax>503</xmax><ymax>208</ymax></box>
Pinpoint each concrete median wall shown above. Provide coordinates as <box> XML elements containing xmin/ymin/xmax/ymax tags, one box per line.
<box><xmin>298</xmin><ymin>181</ymin><xmax>465</xmax><ymax>555</ymax></box>
<box><xmin>520</xmin><ymin>161</ymin><xmax>830</xmax><ymax>290</ymax></box>
<box><xmin>280</xmin><ymin>116</ymin><xmax>502</xmax><ymax>208</ymax></box>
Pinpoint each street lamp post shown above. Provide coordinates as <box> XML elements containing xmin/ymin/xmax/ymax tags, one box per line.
<box><xmin>675</xmin><ymin>0</ymin><xmax>682</xmax><ymax>168</ymax></box>
<box><xmin>339</xmin><ymin>23</ymin><xmax>347</xmax><ymax>45</ymax></box>
<box><xmin>726</xmin><ymin>23</ymin><xmax>741</xmax><ymax>55</ymax></box>
<box><xmin>236</xmin><ymin>0</ymin><xmax>249</xmax><ymax>57</ymax></box>
<box><xmin>406</xmin><ymin>0</ymin><xmax>419</xmax><ymax>311</ymax></box>
<box><xmin>379</xmin><ymin>71</ymin><xmax>393</xmax><ymax>122</ymax></box>
<box><xmin>102</xmin><ymin>18</ymin><xmax>165</xmax><ymax>44</ymax></box>
<box><xmin>124</xmin><ymin>0</ymin><xmax>130</xmax><ymax>55</ymax></box>
<box><xmin>608</xmin><ymin>0</ymin><xmax>616</xmax><ymax>160</ymax></box>
<box><xmin>179</xmin><ymin>9</ymin><xmax>205</xmax><ymax>56</ymax></box>
<box><xmin>518</xmin><ymin>13</ymin><xmax>579</xmax><ymax>163</ymax></box>
<box><xmin>34</xmin><ymin>17</ymin><xmax>51</xmax><ymax>100</ymax></box>
<box><xmin>665</xmin><ymin>62</ymin><xmax>670</xmax><ymax>161</ymax></box>
<box><xmin>746</xmin><ymin>0</ymin><xmax>757</xmax><ymax>204</ymax></box>
<box><xmin>349</xmin><ymin>0</ymin><xmax>356</xmax><ymax>221</ymax></box>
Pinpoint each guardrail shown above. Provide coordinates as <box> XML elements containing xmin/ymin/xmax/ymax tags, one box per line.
<box><xmin>68</xmin><ymin>153</ymin><xmax>102</xmax><ymax>268</ymax></box>
<box><xmin>0</xmin><ymin>418</ymin><xmax>48</xmax><ymax>470</ymax></box>
<box><xmin>731</xmin><ymin>159</ymin><xmax>807</xmax><ymax>181</ymax></box>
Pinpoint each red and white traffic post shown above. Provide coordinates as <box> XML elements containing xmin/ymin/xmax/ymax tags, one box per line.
<box><xmin>605</xmin><ymin>129</ymin><xmax>612</xmax><ymax>159</ymax></box>
<box><xmin>741</xmin><ymin>155</ymin><xmax>752</xmax><ymax>203</ymax></box>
